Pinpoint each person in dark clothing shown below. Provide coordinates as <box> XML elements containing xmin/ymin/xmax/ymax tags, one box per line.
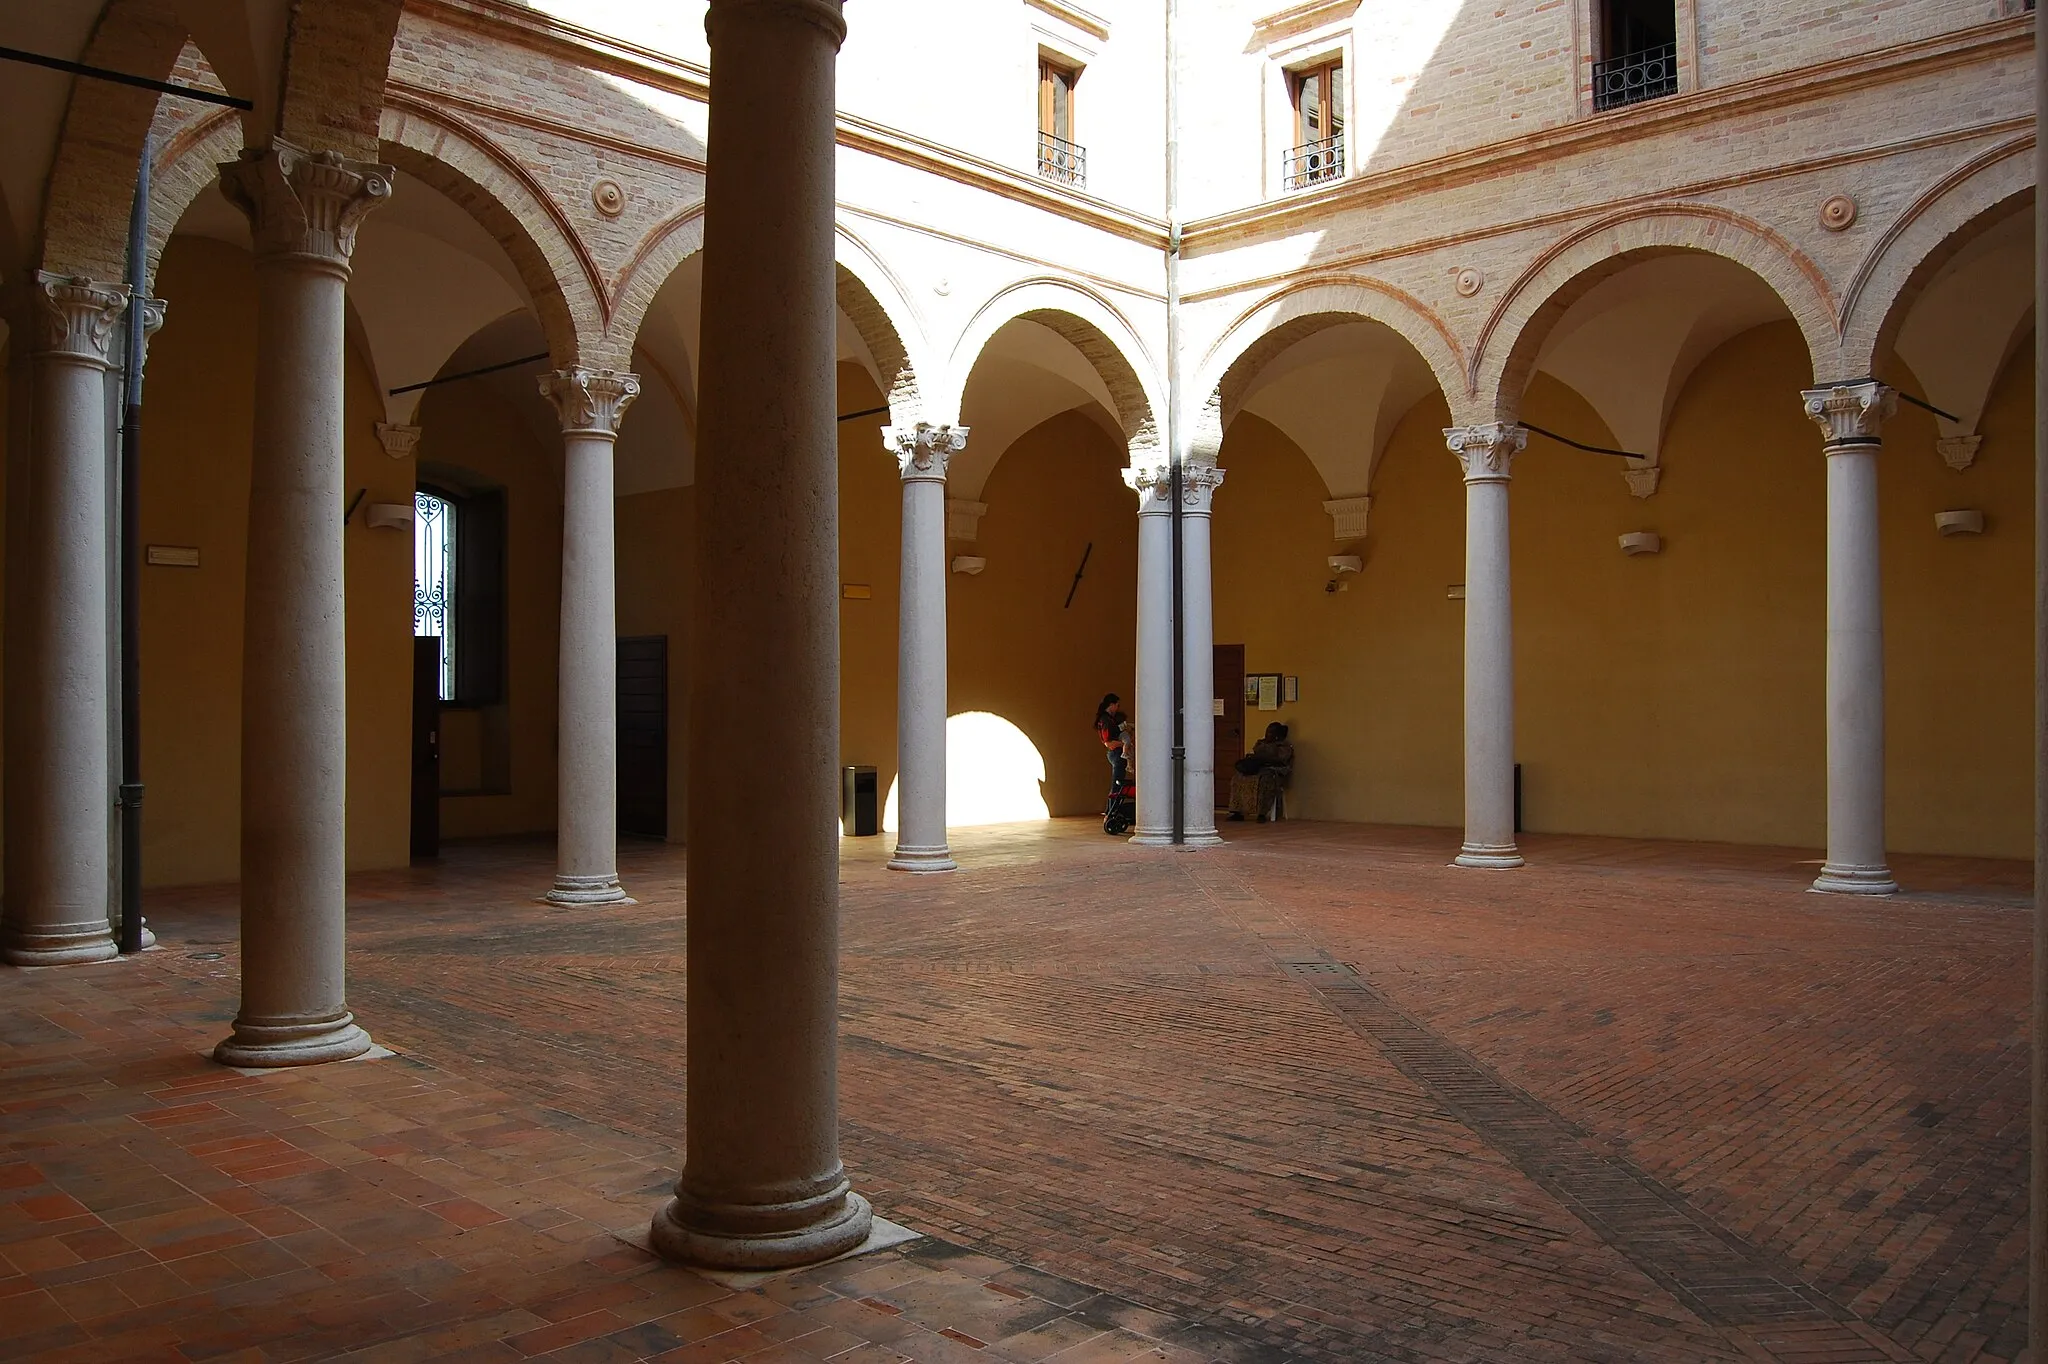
<box><xmin>1094</xmin><ymin>693</ymin><xmax>1130</xmax><ymax>789</ymax></box>
<box><xmin>1226</xmin><ymin>721</ymin><xmax>1294</xmax><ymax>822</ymax></box>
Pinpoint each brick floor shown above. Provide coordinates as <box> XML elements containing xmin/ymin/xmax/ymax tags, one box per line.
<box><xmin>0</xmin><ymin>821</ymin><xmax>2031</xmax><ymax>1362</ymax></box>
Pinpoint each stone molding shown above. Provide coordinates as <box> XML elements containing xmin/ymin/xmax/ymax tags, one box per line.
<box><xmin>1624</xmin><ymin>464</ymin><xmax>1662</xmax><ymax>499</ymax></box>
<box><xmin>885</xmin><ymin>423</ymin><xmax>968</xmax><ymax>483</ymax></box>
<box><xmin>1124</xmin><ymin>461</ymin><xmax>1225</xmax><ymax>516</ymax></box>
<box><xmin>538</xmin><ymin>368</ymin><xmax>640</xmax><ymax>437</ymax></box>
<box><xmin>218</xmin><ymin>140</ymin><xmax>394</xmax><ymax>276</ymax></box>
<box><xmin>33</xmin><ymin>272</ymin><xmax>130</xmax><ymax>366</ymax></box>
<box><xmin>1444</xmin><ymin>423</ymin><xmax>1526</xmax><ymax>484</ymax></box>
<box><xmin>707</xmin><ymin>0</ymin><xmax>847</xmax><ymax>45</ymax></box>
<box><xmin>1802</xmin><ymin>382</ymin><xmax>1896</xmax><ymax>449</ymax></box>
<box><xmin>1936</xmin><ymin>433</ymin><xmax>1981</xmax><ymax>472</ymax></box>
<box><xmin>1323</xmin><ymin>494</ymin><xmax>1371</xmax><ymax>542</ymax></box>
<box><xmin>946</xmin><ymin>498</ymin><xmax>989</xmax><ymax>542</ymax></box>
<box><xmin>376</xmin><ymin>422</ymin><xmax>424</xmax><ymax>460</ymax></box>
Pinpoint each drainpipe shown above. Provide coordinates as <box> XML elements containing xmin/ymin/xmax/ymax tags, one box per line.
<box><xmin>2029</xmin><ymin>7</ymin><xmax>2045</xmax><ymax>1350</ymax></box>
<box><xmin>1165</xmin><ymin>0</ymin><xmax>1185</xmax><ymax>845</ymax></box>
<box><xmin>116</xmin><ymin>143</ymin><xmax>149</xmax><ymax>954</ymax></box>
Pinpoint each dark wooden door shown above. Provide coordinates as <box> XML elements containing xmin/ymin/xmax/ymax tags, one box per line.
<box><xmin>1213</xmin><ymin>643</ymin><xmax>1245</xmax><ymax>811</ymax></box>
<box><xmin>410</xmin><ymin>636</ymin><xmax>441</xmax><ymax>861</ymax></box>
<box><xmin>617</xmin><ymin>635</ymin><xmax>668</xmax><ymax>838</ymax></box>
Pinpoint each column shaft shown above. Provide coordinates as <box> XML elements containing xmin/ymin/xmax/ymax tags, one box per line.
<box><xmin>1178</xmin><ymin>467</ymin><xmax>1223</xmax><ymax>847</ymax></box>
<box><xmin>540</xmin><ymin>371</ymin><xmax>639</xmax><ymax>905</ymax></box>
<box><xmin>1446</xmin><ymin>424</ymin><xmax>1526</xmax><ymax>870</ymax></box>
<box><xmin>2</xmin><ymin>275</ymin><xmax>126</xmax><ymax>965</ymax></box>
<box><xmin>1126</xmin><ymin>463</ymin><xmax>1175</xmax><ymax>845</ymax></box>
<box><xmin>887</xmin><ymin>424</ymin><xmax>963</xmax><ymax>873</ymax></box>
<box><xmin>214</xmin><ymin>142</ymin><xmax>389</xmax><ymax>1066</ymax></box>
<box><xmin>650</xmin><ymin>0</ymin><xmax>871</xmax><ymax>1270</ymax></box>
<box><xmin>1806</xmin><ymin>383</ymin><xmax>1899</xmax><ymax>895</ymax></box>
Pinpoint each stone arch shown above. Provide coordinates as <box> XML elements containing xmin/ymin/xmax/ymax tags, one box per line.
<box><xmin>605</xmin><ymin>201</ymin><xmax>703</xmax><ymax>369</ymax></box>
<box><xmin>1838</xmin><ymin>136</ymin><xmax>2035</xmax><ymax>380</ymax></box>
<box><xmin>1192</xmin><ymin>275</ymin><xmax>1464</xmax><ymax>432</ymax></box>
<box><xmin>144</xmin><ymin>108</ymin><xmax>241</xmax><ymax>291</ymax></box>
<box><xmin>378</xmin><ymin>96</ymin><xmax>604</xmax><ymax>368</ymax></box>
<box><xmin>1474</xmin><ymin>205</ymin><xmax>1839</xmax><ymax>419</ymax></box>
<box><xmin>943</xmin><ymin>277</ymin><xmax>1165</xmax><ymax>458</ymax></box>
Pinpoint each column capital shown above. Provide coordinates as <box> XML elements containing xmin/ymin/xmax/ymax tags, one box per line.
<box><xmin>1444</xmin><ymin>423</ymin><xmax>1527</xmax><ymax>483</ymax></box>
<box><xmin>946</xmin><ymin>498</ymin><xmax>988</xmax><ymax>542</ymax></box>
<box><xmin>1802</xmin><ymin>381</ymin><xmax>1896</xmax><ymax>449</ymax></box>
<box><xmin>885</xmin><ymin>423</ymin><xmax>967</xmax><ymax>483</ymax></box>
<box><xmin>375</xmin><ymin>422</ymin><xmax>423</xmax><ymax>460</ymax></box>
<box><xmin>218</xmin><ymin>140</ymin><xmax>393</xmax><ymax>276</ymax></box>
<box><xmin>33</xmin><ymin>272</ymin><xmax>129</xmax><ymax>367</ymax></box>
<box><xmin>538</xmin><ymin>368</ymin><xmax>640</xmax><ymax>438</ymax></box>
<box><xmin>1324</xmin><ymin>494</ymin><xmax>1372</xmax><ymax>542</ymax></box>
<box><xmin>1124</xmin><ymin>462</ymin><xmax>1225</xmax><ymax>516</ymax></box>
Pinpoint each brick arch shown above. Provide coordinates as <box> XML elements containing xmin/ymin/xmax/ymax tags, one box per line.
<box><xmin>143</xmin><ymin>108</ymin><xmax>241</xmax><ymax>292</ymax></box>
<box><xmin>378</xmin><ymin>98</ymin><xmax>605</xmax><ymax>369</ymax></box>
<box><xmin>1192</xmin><ymin>276</ymin><xmax>1463</xmax><ymax>434</ymax></box>
<box><xmin>274</xmin><ymin>0</ymin><xmax>404</xmax><ymax>160</ymax></box>
<box><xmin>1474</xmin><ymin>205</ymin><xmax>1839</xmax><ymax>420</ymax></box>
<box><xmin>1838</xmin><ymin>136</ymin><xmax>2035</xmax><ymax>380</ymax></box>
<box><xmin>604</xmin><ymin>202</ymin><xmax>703</xmax><ymax>370</ymax></box>
<box><xmin>943</xmin><ymin>277</ymin><xmax>1165</xmax><ymax>459</ymax></box>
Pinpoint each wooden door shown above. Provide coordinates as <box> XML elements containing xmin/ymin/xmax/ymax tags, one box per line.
<box><xmin>410</xmin><ymin>636</ymin><xmax>441</xmax><ymax>861</ymax></box>
<box><xmin>617</xmin><ymin>636</ymin><xmax>669</xmax><ymax>838</ymax></box>
<box><xmin>1213</xmin><ymin>643</ymin><xmax>1245</xmax><ymax>811</ymax></box>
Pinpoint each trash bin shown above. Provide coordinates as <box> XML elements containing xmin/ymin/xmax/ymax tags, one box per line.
<box><xmin>842</xmin><ymin>766</ymin><xmax>878</xmax><ymax>837</ymax></box>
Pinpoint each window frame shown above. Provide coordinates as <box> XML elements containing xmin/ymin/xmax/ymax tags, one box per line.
<box><xmin>1038</xmin><ymin>56</ymin><xmax>1079</xmax><ymax>143</ymax></box>
<box><xmin>1261</xmin><ymin>23</ymin><xmax>1353</xmax><ymax>200</ymax></box>
<box><xmin>1289</xmin><ymin>58</ymin><xmax>1343</xmax><ymax>152</ymax></box>
<box><xmin>1576</xmin><ymin>0</ymin><xmax>1696</xmax><ymax>117</ymax></box>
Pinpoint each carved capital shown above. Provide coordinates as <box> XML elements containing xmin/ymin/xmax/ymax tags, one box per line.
<box><xmin>946</xmin><ymin>498</ymin><xmax>988</xmax><ymax>542</ymax></box>
<box><xmin>33</xmin><ymin>272</ymin><xmax>129</xmax><ymax>366</ymax></box>
<box><xmin>538</xmin><ymin>369</ymin><xmax>640</xmax><ymax>437</ymax></box>
<box><xmin>376</xmin><ymin>422</ymin><xmax>423</xmax><ymax>460</ymax></box>
<box><xmin>885</xmin><ymin>423</ymin><xmax>968</xmax><ymax>483</ymax></box>
<box><xmin>1124</xmin><ymin>461</ymin><xmax>1225</xmax><ymax>515</ymax></box>
<box><xmin>1936</xmin><ymin>434</ymin><xmax>1981</xmax><ymax>472</ymax></box>
<box><xmin>1445</xmin><ymin>423</ymin><xmax>1526</xmax><ymax>483</ymax></box>
<box><xmin>1624</xmin><ymin>464</ymin><xmax>1661</xmax><ymax>499</ymax></box>
<box><xmin>1323</xmin><ymin>494</ymin><xmax>1371</xmax><ymax>542</ymax></box>
<box><xmin>219</xmin><ymin>140</ymin><xmax>393</xmax><ymax>274</ymax></box>
<box><xmin>1802</xmin><ymin>382</ymin><xmax>1895</xmax><ymax>449</ymax></box>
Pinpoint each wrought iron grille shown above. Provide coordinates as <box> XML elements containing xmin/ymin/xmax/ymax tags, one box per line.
<box><xmin>1282</xmin><ymin>135</ymin><xmax>1344</xmax><ymax>190</ymax></box>
<box><xmin>413</xmin><ymin>492</ymin><xmax>457</xmax><ymax>701</ymax></box>
<box><xmin>1037</xmin><ymin>132</ymin><xmax>1086</xmax><ymax>188</ymax></box>
<box><xmin>1593</xmin><ymin>42</ymin><xmax>1677</xmax><ymax>111</ymax></box>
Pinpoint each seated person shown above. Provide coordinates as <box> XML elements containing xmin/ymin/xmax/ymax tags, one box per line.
<box><xmin>1226</xmin><ymin>722</ymin><xmax>1294</xmax><ymax>823</ymax></box>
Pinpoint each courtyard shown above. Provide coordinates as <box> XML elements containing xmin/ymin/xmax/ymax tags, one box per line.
<box><xmin>0</xmin><ymin>823</ymin><xmax>2031</xmax><ymax>1363</ymax></box>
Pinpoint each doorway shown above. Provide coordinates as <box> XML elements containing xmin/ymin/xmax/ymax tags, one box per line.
<box><xmin>1214</xmin><ymin>643</ymin><xmax>1245</xmax><ymax>810</ymax></box>
<box><xmin>410</xmin><ymin>636</ymin><xmax>441</xmax><ymax>860</ymax></box>
<box><xmin>617</xmin><ymin>635</ymin><xmax>669</xmax><ymax>838</ymax></box>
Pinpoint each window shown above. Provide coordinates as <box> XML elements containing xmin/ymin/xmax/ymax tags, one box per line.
<box><xmin>1037</xmin><ymin>58</ymin><xmax>1085</xmax><ymax>188</ymax></box>
<box><xmin>1594</xmin><ymin>0</ymin><xmax>1678</xmax><ymax>111</ymax></box>
<box><xmin>1283</xmin><ymin>59</ymin><xmax>1344</xmax><ymax>190</ymax></box>
<box><xmin>414</xmin><ymin>492</ymin><xmax>458</xmax><ymax>702</ymax></box>
<box><xmin>413</xmin><ymin>485</ymin><xmax>506</xmax><ymax>707</ymax></box>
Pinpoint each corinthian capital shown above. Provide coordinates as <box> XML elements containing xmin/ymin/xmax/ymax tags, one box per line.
<box><xmin>1802</xmin><ymin>382</ymin><xmax>1895</xmax><ymax>449</ymax></box>
<box><xmin>1444</xmin><ymin>423</ymin><xmax>1527</xmax><ymax>483</ymax></box>
<box><xmin>1123</xmin><ymin>461</ymin><xmax>1225</xmax><ymax>515</ymax></box>
<box><xmin>33</xmin><ymin>272</ymin><xmax>130</xmax><ymax>366</ymax></box>
<box><xmin>219</xmin><ymin>140</ymin><xmax>393</xmax><ymax>274</ymax></box>
<box><xmin>538</xmin><ymin>369</ymin><xmax>640</xmax><ymax>437</ymax></box>
<box><xmin>885</xmin><ymin>423</ymin><xmax>967</xmax><ymax>482</ymax></box>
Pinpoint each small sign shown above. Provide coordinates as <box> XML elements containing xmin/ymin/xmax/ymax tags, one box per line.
<box><xmin>1446</xmin><ymin>584</ymin><xmax>1466</xmax><ymax>600</ymax></box>
<box><xmin>1211</xmin><ymin>698</ymin><xmax>1225</xmax><ymax>717</ymax></box>
<box><xmin>147</xmin><ymin>545</ymin><xmax>200</xmax><ymax>568</ymax></box>
<box><xmin>841</xmin><ymin>584</ymin><xmax>872</xmax><ymax>600</ymax></box>
<box><xmin>1283</xmin><ymin>676</ymin><xmax>1299</xmax><ymax>704</ymax></box>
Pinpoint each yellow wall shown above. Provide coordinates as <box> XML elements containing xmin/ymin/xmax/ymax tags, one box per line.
<box><xmin>1212</xmin><ymin>320</ymin><xmax>2035</xmax><ymax>859</ymax></box>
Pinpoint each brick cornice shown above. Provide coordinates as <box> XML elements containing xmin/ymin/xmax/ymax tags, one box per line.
<box><xmin>1183</xmin><ymin>15</ymin><xmax>2034</xmax><ymax>251</ymax></box>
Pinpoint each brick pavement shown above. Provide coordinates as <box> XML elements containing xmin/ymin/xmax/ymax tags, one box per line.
<box><xmin>0</xmin><ymin>821</ymin><xmax>2031</xmax><ymax>1362</ymax></box>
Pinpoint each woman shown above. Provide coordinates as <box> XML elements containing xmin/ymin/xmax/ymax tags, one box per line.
<box><xmin>1226</xmin><ymin>721</ymin><xmax>1294</xmax><ymax>823</ymax></box>
<box><xmin>1094</xmin><ymin>693</ymin><xmax>1129</xmax><ymax>790</ymax></box>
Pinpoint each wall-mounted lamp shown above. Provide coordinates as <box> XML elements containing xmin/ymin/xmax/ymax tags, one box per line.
<box><xmin>951</xmin><ymin>555</ymin><xmax>986</xmax><ymax>575</ymax></box>
<box><xmin>1619</xmin><ymin>531</ymin><xmax>1662</xmax><ymax>557</ymax></box>
<box><xmin>1327</xmin><ymin>555</ymin><xmax>1362</xmax><ymax>575</ymax></box>
<box><xmin>1935</xmin><ymin>509</ymin><xmax>1985</xmax><ymax>537</ymax></box>
<box><xmin>366</xmin><ymin>503</ymin><xmax>414</xmax><ymax>531</ymax></box>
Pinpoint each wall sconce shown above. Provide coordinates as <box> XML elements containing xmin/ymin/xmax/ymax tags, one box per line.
<box><xmin>1935</xmin><ymin>510</ymin><xmax>1985</xmax><ymax>537</ymax></box>
<box><xmin>951</xmin><ymin>555</ymin><xmax>986</xmax><ymax>575</ymax></box>
<box><xmin>1327</xmin><ymin>555</ymin><xmax>1362</xmax><ymax>575</ymax></box>
<box><xmin>366</xmin><ymin>503</ymin><xmax>414</xmax><ymax>531</ymax></box>
<box><xmin>1618</xmin><ymin>531</ymin><xmax>1662</xmax><ymax>556</ymax></box>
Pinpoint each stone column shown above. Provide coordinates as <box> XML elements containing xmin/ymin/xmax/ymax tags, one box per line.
<box><xmin>1445</xmin><ymin>423</ymin><xmax>1527</xmax><ymax>869</ymax></box>
<box><xmin>213</xmin><ymin>142</ymin><xmax>389</xmax><ymax>1067</ymax></box>
<box><xmin>1179</xmin><ymin>464</ymin><xmax>1224</xmax><ymax>847</ymax></box>
<box><xmin>1</xmin><ymin>274</ymin><xmax>128</xmax><ymax>966</ymax></box>
<box><xmin>650</xmin><ymin>0</ymin><xmax>872</xmax><ymax>1270</ymax></box>
<box><xmin>886</xmin><ymin>422</ymin><xmax>965</xmax><ymax>873</ymax></box>
<box><xmin>539</xmin><ymin>368</ymin><xmax>639</xmax><ymax>905</ymax></box>
<box><xmin>1804</xmin><ymin>381</ymin><xmax>1900</xmax><ymax>895</ymax></box>
<box><xmin>1124</xmin><ymin>460</ymin><xmax>1175</xmax><ymax>846</ymax></box>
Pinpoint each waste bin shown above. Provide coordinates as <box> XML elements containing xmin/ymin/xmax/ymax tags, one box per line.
<box><xmin>842</xmin><ymin>766</ymin><xmax>878</xmax><ymax>837</ymax></box>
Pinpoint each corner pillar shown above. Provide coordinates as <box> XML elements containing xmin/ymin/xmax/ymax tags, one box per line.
<box><xmin>1445</xmin><ymin>423</ymin><xmax>1527</xmax><ymax>870</ymax></box>
<box><xmin>885</xmin><ymin>422</ymin><xmax>964</xmax><ymax>873</ymax></box>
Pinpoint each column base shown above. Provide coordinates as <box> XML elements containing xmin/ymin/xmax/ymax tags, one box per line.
<box><xmin>2</xmin><ymin>920</ymin><xmax>120</xmax><ymax>967</ymax></box>
<box><xmin>1127</xmin><ymin>830</ymin><xmax>1224</xmax><ymax>849</ymax></box>
<box><xmin>1809</xmin><ymin>863</ymin><xmax>1899</xmax><ymax>896</ymax></box>
<box><xmin>544</xmin><ymin>874</ymin><xmax>634</xmax><ymax>906</ymax></box>
<box><xmin>214</xmin><ymin>1012</ymin><xmax>373</xmax><ymax>1068</ymax></box>
<box><xmin>649</xmin><ymin>1187</ymin><xmax>873</xmax><ymax>1271</ymax></box>
<box><xmin>886</xmin><ymin>846</ymin><xmax>957</xmax><ymax>873</ymax></box>
<box><xmin>1453</xmin><ymin>843</ymin><xmax>1524</xmax><ymax>870</ymax></box>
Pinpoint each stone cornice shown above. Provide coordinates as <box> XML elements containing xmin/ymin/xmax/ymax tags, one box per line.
<box><xmin>1250</xmin><ymin>0</ymin><xmax>1359</xmax><ymax>48</ymax></box>
<box><xmin>1024</xmin><ymin>0</ymin><xmax>1110</xmax><ymax>43</ymax></box>
<box><xmin>1183</xmin><ymin>16</ymin><xmax>2033</xmax><ymax>253</ymax></box>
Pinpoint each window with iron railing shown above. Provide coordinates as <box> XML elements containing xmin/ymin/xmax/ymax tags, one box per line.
<box><xmin>1594</xmin><ymin>0</ymin><xmax>1678</xmax><ymax>112</ymax></box>
<box><xmin>1284</xmin><ymin>58</ymin><xmax>1344</xmax><ymax>190</ymax></box>
<box><xmin>1037</xmin><ymin>59</ymin><xmax>1086</xmax><ymax>189</ymax></box>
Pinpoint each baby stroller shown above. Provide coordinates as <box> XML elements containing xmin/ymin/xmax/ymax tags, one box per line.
<box><xmin>1103</xmin><ymin>731</ymin><xmax>1136</xmax><ymax>835</ymax></box>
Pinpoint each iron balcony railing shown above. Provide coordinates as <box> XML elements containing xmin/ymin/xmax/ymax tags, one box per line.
<box><xmin>1037</xmin><ymin>132</ymin><xmax>1086</xmax><ymax>188</ymax></box>
<box><xmin>1593</xmin><ymin>42</ymin><xmax>1678</xmax><ymax>111</ymax></box>
<box><xmin>1282</xmin><ymin>134</ymin><xmax>1344</xmax><ymax>190</ymax></box>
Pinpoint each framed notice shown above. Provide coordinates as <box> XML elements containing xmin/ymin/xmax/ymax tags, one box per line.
<box><xmin>1283</xmin><ymin>675</ymin><xmax>1299</xmax><ymax>704</ymax></box>
<box><xmin>1256</xmin><ymin>674</ymin><xmax>1281</xmax><ymax>711</ymax></box>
